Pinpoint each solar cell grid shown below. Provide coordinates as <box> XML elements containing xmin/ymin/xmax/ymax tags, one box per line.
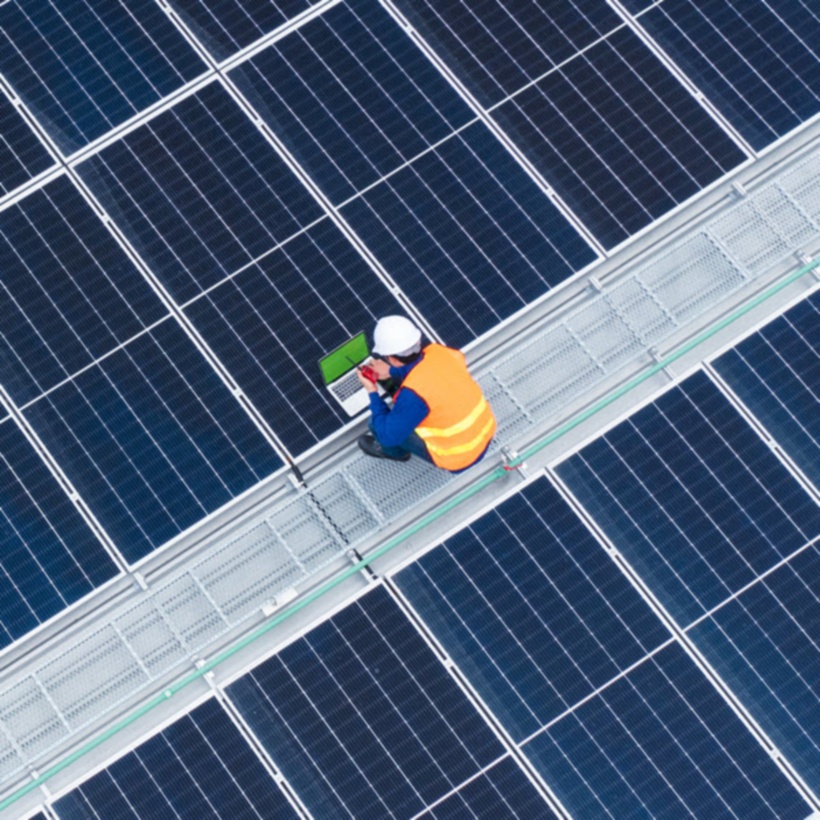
<box><xmin>0</xmin><ymin>175</ymin><xmax>168</xmax><ymax>405</ymax></box>
<box><xmin>229</xmin><ymin>0</ymin><xmax>476</xmax><ymax>204</ymax></box>
<box><xmin>227</xmin><ymin>585</ymin><xmax>505</xmax><ymax>818</ymax></box>
<box><xmin>688</xmin><ymin>543</ymin><xmax>820</xmax><ymax>794</ymax></box>
<box><xmin>341</xmin><ymin>121</ymin><xmax>596</xmax><ymax>346</ymax></box>
<box><xmin>396</xmin><ymin>477</ymin><xmax>670</xmax><ymax>742</ymax></box>
<box><xmin>418</xmin><ymin>757</ymin><xmax>556</xmax><ymax>819</ymax></box>
<box><xmin>184</xmin><ymin>219</ymin><xmax>407</xmax><ymax>456</ymax></box>
<box><xmin>0</xmin><ymin>0</ymin><xmax>207</xmax><ymax>153</ymax></box>
<box><xmin>490</xmin><ymin>26</ymin><xmax>747</xmax><ymax>247</ymax></box>
<box><xmin>713</xmin><ymin>290</ymin><xmax>820</xmax><ymax>490</ymax></box>
<box><xmin>21</xmin><ymin>318</ymin><xmax>282</xmax><ymax>563</ymax></box>
<box><xmin>75</xmin><ymin>80</ymin><xmax>324</xmax><ymax>304</ymax></box>
<box><xmin>0</xmin><ymin>416</ymin><xmax>118</xmax><ymax>649</ymax></box>
<box><xmin>522</xmin><ymin>642</ymin><xmax>810</xmax><ymax>819</ymax></box>
<box><xmin>169</xmin><ymin>0</ymin><xmax>319</xmax><ymax>61</ymax></box>
<box><xmin>388</xmin><ymin>0</ymin><xmax>623</xmax><ymax>107</ymax></box>
<box><xmin>0</xmin><ymin>94</ymin><xmax>53</xmax><ymax>196</ymax></box>
<box><xmin>557</xmin><ymin>371</ymin><xmax>820</xmax><ymax>625</ymax></box>
<box><xmin>53</xmin><ymin>697</ymin><xmax>298</xmax><ymax>819</ymax></box>
<box><xmin>632</xmin><ymin>0</ymin><xmax>820</xmax><ymax>151</ymax></box>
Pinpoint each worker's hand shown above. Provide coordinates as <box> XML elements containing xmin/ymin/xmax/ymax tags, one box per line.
<box><xmin>357</xmin><ymin>368</ymin><xmax>378</xmax><ymax>393</ymax></box>
<box><xmin>368</xmin><ymin>359</ymin><xmax>391</xmax><ymax>380</ymax></box>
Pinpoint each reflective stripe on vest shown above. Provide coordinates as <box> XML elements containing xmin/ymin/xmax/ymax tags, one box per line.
<box><xmin>403</xmin><ymin>345</ymin><xmax>496</xmax><ymax>471</ymax></box>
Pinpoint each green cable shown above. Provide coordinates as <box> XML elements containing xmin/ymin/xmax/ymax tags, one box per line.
<box><xmin>1</xmin><ymin>258</ymin><xmax>817</xmax><ymax>813</ymax></box>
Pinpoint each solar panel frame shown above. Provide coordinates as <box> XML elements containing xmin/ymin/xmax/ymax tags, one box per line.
<box><xmin>521</xmin><ymin>641</ymin><xmax>811</xmax><ymax>819</ymax></box>
<box><xmin>51</xmin><ymin>696</ymin><xmax>300</xmax><ymax>819</ymax></box>
<box><xmin>0</xmin><ymin>174</ymin><xmax>169</xmax><ymax>406</ymax></box>
<box><xmin>556</xmin><ymin>370</ymin><xmax>820</xmax><ymax>626</ymax></box>
<box><xmin>686</xmin><ymin>542</ymin><xmax>820</xmax><ymax>795</ymax></box>
<box><xmin>629</xmin><ymin>0</ymin><xmax>820</xmax><ymax>152</ymax></box>
<box><xmin>226</xmin><ymin>585</ymin><xmax>509</xmax><ymax>818</ymax></box>
<box><xmin>488</xmin><ymin>25</ymin><xmax>748</xmax><ymax>247</ymax></box>
<box><xmin>0</xmin><ymin>414</ymin><xmax>119</xmax><ymax>650</ymax></box>
<box><xmin>167</xmin><ymin>0</ymin><xmax>322</xmax><ymax>61</ymax></box>
<box><xmin>417</xmin><ymin>755</ymin><xmax>558</xmax><ymax>819</ymax></box>
<box><xmin>0</xmin><ymin>92</ymin><xmax>54</xmax><ymax>197</ymax></box>
<box><xmin>395</xmin><ymin>477</ymin><xmax>672</xmax><ymax>743</ymax></box>
<box><xmin>75</xmin><ymin>80</ymin><xmax>326</xmax><ymax>305</ymax></box>
<box><xmin>0</xmin><ymin>0</ymin><xmax>208</xmax><ymax>153</ymax></box>
<box><xmin>20</xmin><ymin>317</ymin><xmax>283</xmax><ymax>563</ymax></box>
<box><xmin>711</xmin><ymin>290</ymin><xmax>820</xmax><ymax>492</ymax></box>
<box><xmin>183</xmin><ymin>218</ymin><xmax>409</xmax><ymax>456</ymax></box>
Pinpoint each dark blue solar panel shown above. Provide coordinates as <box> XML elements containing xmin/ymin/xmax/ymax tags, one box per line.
<box><xmin>491</xmin><ymin>27</ymin><xmax>747</xmax><ymax>248</ymax></box>
<box><xmin>522</xmin><ymin>642</ymin><xmax>810</xmax><ymax>819</ymax></box>
<box><xmin>557</xmin><ymin>371</ymin><xmax>820</xmax><ymax>625</ymax></box>
<box><xmin>397</xmin><ymin>477</ymin><xmax>669</xmax><ymax>741</ymax></box>
<box><xmin>419</xmin><ymin>757</ymin><xmax>556</xmax><ymax>819</ymax></box>
<box><xmin>0</xmin><ymin>94</ymin><xmax>52</xmax><ymax>195</ymax></box>
<box><xmin>53</xmin><ymin>698</ymin><xmax>297</xmax><ymax>819</ymax></box>
<box><xmin>0</xmin><ymin>417</ymin><xmax>117</xmax><ymax>649</ymax></box>
<box><xmin>229</xmin><ymin>0</ymin><xmax>475</xmax><ymax>204</ymax></box>
<box><xmin>227</xmin><ymin>586</ymin><xmax>504</xmax><ymax>818</ymax></box>
<box><xmin>689</xmin><ymin>543</ymin><xmax>820</xmax><ymax>794</ymax></box>
<box><xmin>22</xmin><ymin>318</ymin><xmax>282</xmax><ymax>563</ymax></box>
<box><xmin>389</xmin><ymin>0</ymin><xmax>622</xmax><ymax>106</ymax></box>
<box><xmin>170</xmin><ymin>0</ymin><xmax>334</xmax><ymax>61</ymax></box>
<box><xmin>76</xmin><ymin>81</ymin><xmax>324</xmax><ymax>304</ymax></box>
<box><xmin>185</xmin><ymin>220</ymin><xmax>406</xmax><ymax>456</ymax></box>
<box><xmin>0</xmin><ymin>0</ymin><xmax>206</xmax><ymax>153</ymax></box>
<box><xmin>714</xmin><ymin>291</ymin><xmax>820</xmax><ymax>490</ymax></box>
<box><xmin>0</xmin><ymin>175</ymin><xmax>167</xmax><ymax>405</ymax></box>
<box><xmin>342</xmin><ymin>122</ymin><xmax>596</xmax><ymax>347</ymax></box>
<box><xmin>633</xmin><ymin>0</ymin><xmax>820</xmax><ymax>151</ymax></box>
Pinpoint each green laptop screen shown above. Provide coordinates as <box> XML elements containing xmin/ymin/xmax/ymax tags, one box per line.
<box><xmin>320</xmin><ymin>332</ymin><xmax>369</xmax><ymax>384</ymax></box>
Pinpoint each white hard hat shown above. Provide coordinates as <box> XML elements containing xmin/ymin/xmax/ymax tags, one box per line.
<box><xmin>372</xmin><ymin>315</ymin><xmax>422</xmax><ymax>357</ymax></box>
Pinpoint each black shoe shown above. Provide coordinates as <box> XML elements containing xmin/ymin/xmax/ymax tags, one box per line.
<box><xmin>358</xmin><ymin>434</ymin><xmax>411</xmax><ymax>462</ymax></box>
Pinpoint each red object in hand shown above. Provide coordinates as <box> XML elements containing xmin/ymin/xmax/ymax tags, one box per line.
<box><xmin>359</xmin><ymin>364</ymin><xmax>379</xmax><ymax>382</ymax></box>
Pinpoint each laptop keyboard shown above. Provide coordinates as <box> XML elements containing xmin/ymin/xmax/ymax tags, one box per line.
<box><xmin>331</xmin><ymin>370</ymin><xmax>362</xmax><ymax>401</ymax></box>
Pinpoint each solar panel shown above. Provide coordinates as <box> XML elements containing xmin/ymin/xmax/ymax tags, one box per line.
<box><xmin>226</xmin><ymin>586</ymin><xmax>513</xmax><ymax>817</ymax></box>
<box><xmin>0</xmin><ymin>175</ymin><xmax>167</xmax><ymax>405</ymax></box>
<box><xmin>22</xmin><ymin>318</ymin><xmax>283</xmax><ymax>563</ymax></box>
<box><xmin>228</xmin><ymin>0</ymin><xmax>596</xmax><ymax>345</ymax></box>
<box><xmin>388</xmin><ymin>0</ymin><xmax>622</xmax><ymax>107</ymax></box>
<box><xmin>556</xmin><ymin>370</ymin><xmax>820</xmax><ymax>624</ymax></box>
<box><xmin>75</xmin><ymin>81</ymin><xmax>325</xmax><ymax>304</ymax></box>
<box><xmin>688</xmin><ymin>543</ymin><xmax>820</xmax><ymax>794</ymax></box>
<box><xmin>390</xmin><ymin>0</ymin><xmax>747</xmax><ymax>248</ymax></box>
<box><xmin>396</xmin><ymin>478</ymin><xmax>671</xmax><ymax>742</ymax></box>
<box><xmin>0</xmin><ymin>415</ymin><xmax>117</xmax><ymax>649</ymax></box>
<box><xmin>169</xmin><ymin>0</ymin><xmax>319</xmax><ymax>61</ymax></box>
<box><xmin>184</xmin><ymin>219</ymin><xmax>407</xmax><ymax>455</ymax></box>
<box><xmin>0</xmin><ymin>0</ymin><xmax>207</xmax><ymax>153</ymax></box>
<box><xmin>53</xmin><ymin>697</ymin><xmax>298</xmax><ymax>818</ymax></box>
<box><xmin>488</xmin><ymin>26</ymin><xmax>746</xmax><ymax>248</ymax></box>
<box><xmin>713</xmin><ymin>290</ymin><xmax>820</xmax><ymax>489</ymax></box>
<box><xmin>628</xmin><ymin>0</ymin><xmax>820</xmax><ymax>151</ymax></box>
<box><xmin>419</xmin><ymin>757</ymin><xmax>556</xmax><ymax>819</ymax></box>
<box><xmin>0</xmin><ymin>93</ymin><xmax>53</xmax><ymax>196</ymax></box>
<box><xmin>521</xmin><ymin>642</ymin><xmax>810</xmax><ymax>819</ymax></box>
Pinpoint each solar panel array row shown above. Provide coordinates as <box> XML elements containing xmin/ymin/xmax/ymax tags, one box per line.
<box><xmin>0</xmin><ymin>0</ymin><xmax>817</xmax><ymax>663</ymax></box>
<box><xmin>46</xmin><ymin>288</ymin><xmax>820</xmax><ymax>817</ymax></box>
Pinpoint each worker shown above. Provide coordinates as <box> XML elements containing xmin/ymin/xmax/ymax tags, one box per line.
<box><xmin>357</xmin><ymin>316</ymin><xmax>496</xmax><ymax>472</ymax></box>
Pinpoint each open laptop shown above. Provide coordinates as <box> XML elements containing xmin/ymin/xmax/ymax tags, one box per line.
<box><xmin>319</xmin><ymin>332</ymin><xmax>381</xmax><ymax>416</ymax></box>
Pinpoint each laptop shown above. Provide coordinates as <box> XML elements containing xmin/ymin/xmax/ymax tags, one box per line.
<box><xmin>319</xmin><ymin>332</ymin><xmax>382</xmax><ymax>416</ymax></box>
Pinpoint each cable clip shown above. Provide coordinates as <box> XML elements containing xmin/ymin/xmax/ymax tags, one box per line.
<box><xmin>501</xmin><ymin>446</ymin><xmax>526</xmax><ymax>473</ymax></box>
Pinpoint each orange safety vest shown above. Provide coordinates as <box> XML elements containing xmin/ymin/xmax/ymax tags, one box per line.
<box><xmin>401</xmin><ymin>344</ymin><xmax>496</xmax><ymax>471</ymax></box>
